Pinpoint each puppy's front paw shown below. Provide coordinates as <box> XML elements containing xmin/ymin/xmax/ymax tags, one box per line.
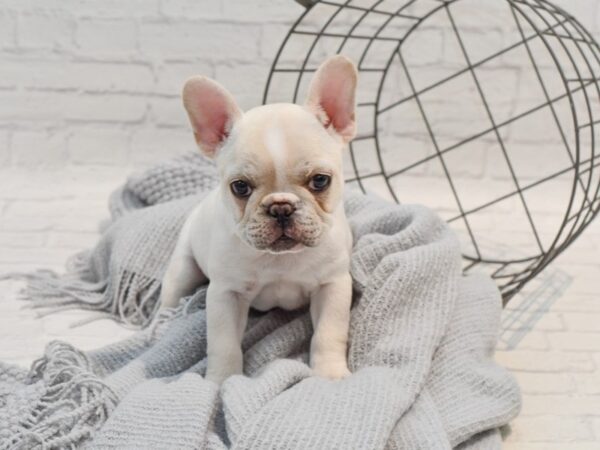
<box><xmin>205</xmin><ymin>370</ymin><xmax>228</xmax><ymax>385</ymax></box>
<box><xmin>205</xmin><ymin>358</ymin><xmax>243</xmax><ymax>385</ymax></box>
<box><xmin>311</xmin><ymin>360</ymin><xmax>351</xmax><ymax>380</ymax></box>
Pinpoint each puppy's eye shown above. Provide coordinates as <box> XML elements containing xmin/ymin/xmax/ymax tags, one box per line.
<box><xmin>309</xmin><ymin>174</ymin><xmax>331</xmax><ymax>192</ymax></box>
<box><xmin>230</xmin><ymin>180</ymin><xmax>252</xmax><ymax>198</ymax></box>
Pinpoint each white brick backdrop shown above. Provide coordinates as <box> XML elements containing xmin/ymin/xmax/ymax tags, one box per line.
<box><xmin>0</xmin><ymin>0</ymin><xmax>600</xmax><ymax>447</ymax></box>
<box><xmin>0</xmin><ymin>0</ymin><xmax>597</xmax><ymax>170</ymax></box>
<box><xmin>0</xmin><ymin>0</ymin><xmax>304</xmax><ymax>169</ymax></box>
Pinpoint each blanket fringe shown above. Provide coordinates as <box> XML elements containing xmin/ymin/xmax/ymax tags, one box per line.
<box><xmin>1</xmin><ymin>251</ymin><xmax>162</xmax><ymax>328</ymax></box>
<box><xmin>7</xmin><ymin>342</ymin><xmax>117</xmax><ymax>450</ymax></box>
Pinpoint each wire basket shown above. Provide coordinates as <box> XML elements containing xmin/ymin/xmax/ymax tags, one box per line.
<box><xmin>263</xmin><ymin>0</ymin><xmax>600</xmax><ymax>304</ymax></box>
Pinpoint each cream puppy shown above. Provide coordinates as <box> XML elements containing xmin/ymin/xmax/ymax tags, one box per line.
<box><xmin>160</xmin><ymin>56</ymin><xmax>357</xmax><ymax>384</ymax></box>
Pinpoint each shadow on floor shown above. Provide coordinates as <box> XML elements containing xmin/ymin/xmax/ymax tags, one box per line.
<box><xmin>498</xmin><ymin>267</ymin><xmax>572</xmax><ymax>350</ymax></box>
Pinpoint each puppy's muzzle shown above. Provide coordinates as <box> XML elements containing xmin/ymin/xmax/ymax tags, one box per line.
<box><xmin>267</xmin><ymin>202</ymin><xmax>296</xmax><ymax>228</ymax></box>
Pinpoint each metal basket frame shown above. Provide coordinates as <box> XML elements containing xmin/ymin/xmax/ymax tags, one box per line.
<box><xmin>263</xmin><ymin>0</ymin><xmax>600</xmax><ymax>304</ymax></box>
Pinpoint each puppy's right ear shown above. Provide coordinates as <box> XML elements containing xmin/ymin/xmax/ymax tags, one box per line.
<box><xmin>182</xmin><ymin>77</ymin><xmax>242</xmax><ymax>158</ymax></box>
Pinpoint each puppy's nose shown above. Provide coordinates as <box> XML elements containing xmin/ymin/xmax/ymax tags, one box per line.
<box><xmin>268</xmin><ymin>202</ymin><xmax>295</xmax><ymax>227</ymax></box>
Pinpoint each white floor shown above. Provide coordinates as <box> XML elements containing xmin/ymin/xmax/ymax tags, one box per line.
<box><xmin>0</xmin><ymin>167</ymin><xmax>136</xmax><ymax>366</ymax></box>
<box><xmin>0</xmin><ymin>166</ymin><xmax>599</xmax><ymax>448</ymax></box>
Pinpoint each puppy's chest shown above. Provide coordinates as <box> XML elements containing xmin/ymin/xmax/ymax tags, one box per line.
<box><xmin>242</xmin><ymin>263</ymin><xmax>318</xmax><ymax>312</ymax></box>
<box><xmin>251</xmin><ymin>281</ymin><xmax>309</xmax><ymax>311</ymax></box>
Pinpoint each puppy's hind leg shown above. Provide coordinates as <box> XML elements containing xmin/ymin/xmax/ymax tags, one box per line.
<box><xmin>160</xmin><ymin>222</ymin><xmax>208</xmax><ymax>309</ymax></box>
<box><xmin>160</xmin><ymin>251</ymin><xmax>207</xmax><ymax>310</ymax></box>
<box><xmin>159</xmin><ymin>210</ymin><xmax>209</xmax><ymax>310</ymax></box>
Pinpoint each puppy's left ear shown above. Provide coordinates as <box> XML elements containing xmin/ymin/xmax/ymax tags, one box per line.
<box><xmin>305</xmin><ymin>55</ymin><xmax>358</xmax><ymax>143</ymax></box>
<box><xmin>182</xmin><ymin>76</ymin><xmax>242</xmax><ymax>158</ymax></box>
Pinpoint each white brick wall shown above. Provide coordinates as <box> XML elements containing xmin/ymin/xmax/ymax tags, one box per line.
<box><xmin>0</xmin><ymin>0</ymin><xmax>303</xmax><ymax>169</ymax></box>
<box><xmin>0</xmin><ymin>0</ymin><xmax>597</xmax><ymax>171</ymax></box>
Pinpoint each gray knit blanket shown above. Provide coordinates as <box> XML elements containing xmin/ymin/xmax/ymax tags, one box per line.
<box><xmin>0</xmin><ymin>154</ymin><xmax>520</xmax><ymax>449</ymax></box>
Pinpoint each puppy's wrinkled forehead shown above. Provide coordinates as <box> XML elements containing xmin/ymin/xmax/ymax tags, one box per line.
<box><xmin>220</xmin><ymin>104</ymin><xmax>342</xmax><ymax>184</ymax></box>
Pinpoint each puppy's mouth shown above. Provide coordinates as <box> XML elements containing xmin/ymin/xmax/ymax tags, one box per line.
<box><xmin>268</xmin><ymin>233</ymin><xmax>303</xmax><ymax>253</ymax></box>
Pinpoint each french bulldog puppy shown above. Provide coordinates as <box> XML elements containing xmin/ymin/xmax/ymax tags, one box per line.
<box><xmin>159</xmin><ymin>56</ymin><xmax>357</xmax><ymax>384</ymax></box>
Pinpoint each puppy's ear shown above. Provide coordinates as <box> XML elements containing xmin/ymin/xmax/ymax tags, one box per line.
<box><xmin>305</xmin><ymin>55</ymin><xmax>358</xmax><ymax>143</ymax></box>
<box><xmin>182</xmin><ymin>77</ymin><xmax>242</xmax><ymax>158</ymax></box>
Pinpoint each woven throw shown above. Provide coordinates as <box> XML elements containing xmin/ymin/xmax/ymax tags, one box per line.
<box><xmin>0</xmin><ymin>153</ymin><xmax>520</xmax><ymax>449</ymax></box>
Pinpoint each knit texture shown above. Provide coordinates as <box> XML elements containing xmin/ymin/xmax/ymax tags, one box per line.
<box><xmin>0</xmin><ymin>154</ymin><xmax>521</xmax><ymax>449</ymax></box>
